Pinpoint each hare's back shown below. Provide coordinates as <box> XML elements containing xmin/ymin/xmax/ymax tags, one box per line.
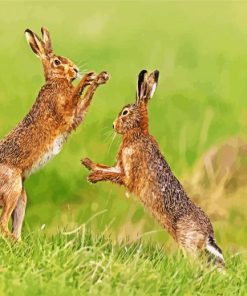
<box><xmin>150</xmin><ymin>147</ymin><xmax>214</xmax><ymax>236</ymax></box>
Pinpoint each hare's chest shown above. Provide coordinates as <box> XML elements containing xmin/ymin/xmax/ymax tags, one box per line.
<box><xmin>46</xmin><ymin>133</ymin><xmax>67</xmax><ymax>158</ymax></box>
<box><xmin>25</xmin><ymin>133</ymin><xmax>68</xmax><ymax>177</ymax></box>
<box><xmin>121</xmin><ymin>147</ymin><xmax>135</xmax><ymax>179</ymax></box>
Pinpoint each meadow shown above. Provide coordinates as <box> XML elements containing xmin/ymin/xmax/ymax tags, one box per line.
<box><xmin>0</xmin><ymin>1</ymin><xmax>247</xmax><ymax>294</ymax></box>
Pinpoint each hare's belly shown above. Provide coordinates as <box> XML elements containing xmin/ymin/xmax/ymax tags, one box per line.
<box><xmin>122</xmin><ymin>147</ymin><xmax>144</xmax><ymax>189</ymax></box>
<box><xmin>122</xmin><ymin>147</ymin><xmax>135</xmax><ymax>180</ymax></box>
<box><xmin>24</xmin><ymin>133</ymin><xmax>68</xmax><ymax>178</ymax></box>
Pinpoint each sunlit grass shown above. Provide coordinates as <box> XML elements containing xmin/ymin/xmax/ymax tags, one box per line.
<box><xmin>0</xmin><ymin>228</ymin><xmax>246</xmax><ymax>296</ymax></box>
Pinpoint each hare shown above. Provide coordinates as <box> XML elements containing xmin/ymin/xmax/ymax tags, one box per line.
<box><xmin>0</xmin><ymin>27</ymin><xmax>109</xmax><ymax>240</ymax></box>
<box><xmin>82</xmin><ymin>70</ymin><xmax>225</xmax><ymax>267</ymax></box>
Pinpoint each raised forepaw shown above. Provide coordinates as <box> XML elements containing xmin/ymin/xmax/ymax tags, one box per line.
<box><xmin>95</xmin><ymin>71</ymin><xmax>110</xmax><ymax>85</ymax></box>
<box><xmin>87</xmin><ymin>171</ymin><xmax>102</xmax><ymax>183</ymax></box>
<box><xmin>83</xmin><ymin>71</ymin><xmax>97</xmax><ymax>86</ymax></box>
<box><xmin>81</xmin><ymin>157</ymin><xmax>95</xmax><ymax>171</ymax></box>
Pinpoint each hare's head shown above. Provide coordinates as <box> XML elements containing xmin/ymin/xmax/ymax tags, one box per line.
<box><xmin>25</xmin><ymin>27</ymin><xmax>79</xmax><ymax>82</ymax></box>
<box><xmin>113</xmin><ymin>70</ymin><xmax>159</xmax><ymax>134</ymax></box>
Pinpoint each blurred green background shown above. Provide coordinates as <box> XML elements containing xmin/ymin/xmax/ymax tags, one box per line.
<box><xmin>1</xmin><ymin>1</ymin><xmax>247</xmax><ymax>251</ymax></box>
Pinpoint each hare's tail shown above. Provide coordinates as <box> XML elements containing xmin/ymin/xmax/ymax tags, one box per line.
<box><xmin>205</xmin><ymin>235</ymin><xmax>225</xmax><ymax>268</ymax></box>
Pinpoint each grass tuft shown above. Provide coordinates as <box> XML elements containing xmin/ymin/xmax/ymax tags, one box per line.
<box><xmin>0</xmin><ymin>228</ymin><xmax>246</xmax><ymax>296</ymax></box>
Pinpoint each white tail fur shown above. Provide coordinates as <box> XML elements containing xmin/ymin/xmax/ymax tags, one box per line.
<box><xmin>206</xmin><ymin>235</ymin><xmax>225</xmax><ymax>267</ymax></box>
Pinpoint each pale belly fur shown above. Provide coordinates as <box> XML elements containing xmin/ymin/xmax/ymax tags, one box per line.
<box><xmin>24</xmin><ymin>132</ymin><xmax>68</xmax><ymax>178</ymax></box>
<box><xmin>122</xmin><ymin>147</ymin><xmax>135</xmax><ymax>183</ymax></box>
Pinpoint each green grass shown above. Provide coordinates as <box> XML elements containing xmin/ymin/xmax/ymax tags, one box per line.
<box><xmin>0</xmin><ymin>1</ymin><xmax>247</xmax><ymax>294</ymax></box>
<box><xmin>0</xmin><ymin>228</ymin><xmax>246</xmax><ymax>296</ymax></box>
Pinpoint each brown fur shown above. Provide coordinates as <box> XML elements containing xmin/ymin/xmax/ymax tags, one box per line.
<box><xmin>82</xmin><ymin>70</ymin><xmax>225</xmax><ymax>267</ymax></box>
<box><xmin>0</xmin><ymin>27</ymin><xmax>109</xmax><ymax>240</ymax></box>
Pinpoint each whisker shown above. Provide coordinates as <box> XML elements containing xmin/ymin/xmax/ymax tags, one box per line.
<box><xmin>102</xmin><ymin>131</ymin><xmax>114</xmax><ymax>144</ymax></box>
<box><xmin>75</xmin><ymin>69</ymin><xmax>90</xmax><ymax>80</ymax></box>
<box><xmin>75</xmin><ymin>59</ymin><xmax>87</xmax><ymax>68</ymax></box>
<box><xmin>78</xmin><ymin>63</ymin><xmax>87</xmax><ymax>69</ymax></box>
<box><xmin>102</xmin><ymin>126</ymin><xmax>112</xmax><ymax>133</ymax></box>
<box><xmin>101</xmin><ymin>125</ymin><xmax>113</xmax><ymax>134</ymax></box>
<box><xmin>78</xmin><ymin>69</ymin><xmax>89</xmax><ymax>76</ymax></box>
<box><xmin>102</xmin><ymin>129</ymin><xmax>112</xmax><ymax>136</ymax></box>
<box><xmin>107</xmin><ymin>132</ymin><xmax>117</xmax><ymax>155</ymax></box>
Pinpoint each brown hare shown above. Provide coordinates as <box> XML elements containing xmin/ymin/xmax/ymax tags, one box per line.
<box><xmin>0</xmin><ymin>27</ymin><xmax>109</xmax><ymax>240</ymax></box>
<box><xmin>82</xmin><ymin>70</ymin><xmax>225</xmax><ymax>267</ymax></box>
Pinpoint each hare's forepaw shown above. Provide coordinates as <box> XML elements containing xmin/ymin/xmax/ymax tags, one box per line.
<box><xmin>84</xmin><ymin>71</ymin><xmax>97</xmax><ymax>86</ymax></box>
<box><xmin>87</xmin><ymin>171</ymin><xmax>102</xmax><ymax>183</ymax></box>
<box><xmin>95</xmin><ymin>71</ymin><xmax>110</xmax><ymax>85</ymax></box>
<box><xmin>81</xmin><ymin>157</ymin><xmax>95</xmax><ymax>170</ymax></box>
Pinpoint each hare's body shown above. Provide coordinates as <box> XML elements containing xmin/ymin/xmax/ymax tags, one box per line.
<box><xmin>82</xmin><ymin>70</ymin><xmax>224</xmax><ymax>267</ymax></box>
<box><xmin>0</xmin><ymin>79</ymin><xmax>73</xmax><ymax>177</ymax></box>
<box><xmin>119</xmin><ymin>130</ymin><xmax>214</xmax><ymax>250</ymax></box>
<box><xmin>0</xmin><ymin>27</ymin><xmax>109</xmax><ymax>240</ymax></box>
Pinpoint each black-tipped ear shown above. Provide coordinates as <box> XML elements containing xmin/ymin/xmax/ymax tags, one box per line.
<box><xmin>25</xmin><ymin>29</ymin><xmax>39</xmax><ymax>56</ymax></box>
<box><xmin>136</xmin><ymin>69</ymin><xmax>160</xmax><ymax>104</ymax></box>
<box><xmin>25</xmin><ymin>29</ymin><xmax>46</xmax><ymax>59</ymax></box>
<box><xmin>136</xmin><ymin>69</ymin><xmax>147</xmax><ymax>104</ymax></box>
<box><xmin>41</xmin><ymin>27</ymin><xmax>53</xmax><ymax>54</ymax></box>
<box><xmin>153</xmin><ymin>70</ymin><xmax>159</xmax><ymax>84</ymax></box>
<box><xmin>148</xmin><ymin>70</ymin><xmax>159</xmax><ymax>98</ymax></box>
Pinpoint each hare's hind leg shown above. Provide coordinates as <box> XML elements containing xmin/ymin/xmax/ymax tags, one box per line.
<box><xmin>177</xmin><ymin>219</ymin><xmax>225</xmax><ymax>268</ymax></box>
<box><xmin>11</xmin><ymin>188</ymin><xmax>27</xmax><ymax>240</ymax></box>
<box><xmin>0</xmin><ymin>165</ymin><xmax>22</xmax><ymax>240</ymax></box>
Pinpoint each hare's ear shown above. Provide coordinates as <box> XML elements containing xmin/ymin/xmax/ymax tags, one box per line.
<box><xmin>136</xmin><ymin>69</ymin><xmax>159</xmax><ymax>105</ymax></box>
<box><xmin>25</xmin><ymin>29</ymin><xmax>46</xmax><ymax>59</ymax></box>
<box><xmin>41</xmin><ymin>27</ymin><xmax>53</xmax><ymax>55</ymax></box>
<box><xmin>147</xmin><ymin>70</ymin><xmax>159</xmax><ymax>99</ymax></box>
<box><xmin>136</xmin><ymin>69</ymin><xmax>148</xmax><ymax>104</ymax></box>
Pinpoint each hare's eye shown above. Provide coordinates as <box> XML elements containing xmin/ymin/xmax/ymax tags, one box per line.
<box><xmin>122</xmin><ymin>110</ymin><xmax>129</xmax><ymax>116</ymax></box>
<box><xmin>54</xmin><ymin>59</ymin><xmax>61</xmax><ymax>66</ymax></box>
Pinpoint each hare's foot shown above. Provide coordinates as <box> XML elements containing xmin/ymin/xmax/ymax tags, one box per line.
<box><xmin>0</xmin><ymin>223</ymin><xmax>10</xmax><ymax>237</ymax></box>
<box><xmin>72</xmin><ymin>71</ymin><xmax>97</xmax><ymax>101</ymax></box>
<box><xmin>71</xmin><ymin>71</ymin><xmax>110</xmax><ymax>131</ymax></box>
<box><xmin>87</xmin><ymin>170</ymin><xmax>124</xmax><ymax>185</ymax></box>
<box><xmin>83</xmin><ymin>71</ymin><xmax>97</xmax><ymax>86</ymax></box>
<box><xmin>81</xmin><ymin>157</ymin><xmax>95</xmax><ymax>170</ymax></box>
<box><xmin>0</xmin><ymin>223</ymin><xmax>17</xmax><ymax>241</ymax></box>
<box><xmin>88</xmin><ymin>171</ymin><xmax>102</xmax><ymax>183</ymax></box>
<box><xmin>81</xmin><ymin>158</ymin><xmax>117</xmax><ymax>171</ymax></box>
<box><xmin>95</xmin><ymin>71</ymin><xmax>110</xmax><ymax>85</ymax></box>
